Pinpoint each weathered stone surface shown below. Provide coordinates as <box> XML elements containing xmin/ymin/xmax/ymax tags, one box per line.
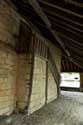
<box><xmin>47</xmin><ymin>66</ymin><xmax>57</xmax><ymax>103</ymax></box>
<box><xmin>28</xmin><ymin>56</ymin><xmax>46</xmax><ymax>114</ymax></box>
<box><xmin>0</xmin><ymin>43</ymin><xmax>17</xmax><ymax>115</ymax></box>
<box><xmin>0</xmin><ymin>0</ymin><xmax>62</xmax><ymax>116</ymax></box>
<box><xmin>28</xmin><ymin>46</ymin><xmax>61</xmax><ymax>114</ymax></box>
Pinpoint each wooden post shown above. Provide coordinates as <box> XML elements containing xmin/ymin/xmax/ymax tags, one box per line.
<box><xmin>80</xmin><ymin>73</ymin><xmax>83</xmax><ymax>92</ymax></box>
<box><xmin>45</xmin><ymin>60</ymin><xmax>48</xmax><ymax>104</ymax></box>
<box><xmin>27</xmin><ymin>33</ymin><xmax>35</xmax><ymax>114</ymax></box>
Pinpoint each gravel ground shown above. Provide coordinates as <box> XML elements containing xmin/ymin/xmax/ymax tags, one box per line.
<box><xmin>1</xmin><ymin>91</ymin><xmax>83</xmax><ymax>125</ymax></box>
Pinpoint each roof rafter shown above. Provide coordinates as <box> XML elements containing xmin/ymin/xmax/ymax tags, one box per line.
<box><xmin>58</xmin><ymin>33</ymin><xmax>83</xmax><ymax>46</ymax></box>
<box><xmin>48</xmin><ymin>15</ymin><xmax>83</xmax><ymax>33</ymax></box>
<box><xmin>11</xmin><ymin>0</ymin><xmax>83</xmax><ymax>70</ymax></box>
<box><xmin>28</xmin><ymin>0</ymin><xmax>71</xmax><ymax>57</ymax></box>
<box><xmin>62</xmin><ymin>0</ymin><xmax>83</xmax><ymax>8</ymax></box>
<box><xmin>39</xmin><ymin>0</ymin><xmax>83</xmax><ymax>18</ymax></box>
<box><xmin>22</xmin><ymin>0</ymin><xmax>83</xmax><ymax>27</ymax></box>
<box><xmin>43</xmin><ymin>8</ymin><xmax>83</xmax><ymax>27</ymax></box>
<box><xmin>23</xmin><ymin>16</ymin><xmax>82</xmax><ymax>43</ymax></box>
<box><xmin>28</xmin><ymin>0</ymin><xmax>51</xmax><ymax>28</ymax></box>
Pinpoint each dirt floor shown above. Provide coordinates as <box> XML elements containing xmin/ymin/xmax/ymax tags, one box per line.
<box><xmin>1</xmin><ymin>91</ymin><xmax>83</xmax><ymax>125</ymax></box>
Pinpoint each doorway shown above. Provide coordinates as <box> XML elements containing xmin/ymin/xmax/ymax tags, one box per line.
<box><xmin>60</xmin><ymin>73</ymin><xmax>80</xmax><ymax>91</ymax></box>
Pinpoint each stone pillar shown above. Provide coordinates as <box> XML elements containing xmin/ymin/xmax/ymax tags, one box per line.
<box><xmin>16</xmin><ymin>53</ymin><xmax>33</xmax><ymax>113</ymax></box>
<box><xmin>0</xmin><ymin>0</ymin><xmax>20</xmax><ymax>115</ymax></box>
<box><xmin>80</xmin><ymin>73</ymin><xmax>83</xmax><ymax>92</ymax></box>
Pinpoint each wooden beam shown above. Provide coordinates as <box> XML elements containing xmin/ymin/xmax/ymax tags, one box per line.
<box><xmin>70</xmin><ymin>62</ymin><xmax>73</xmax><ymax>71</ymax></box>
<box><xmin>64</xmin><ymin>55</ymin><xmax>83</xmax><ymax>69</ymax></box>
<box><xmin>28</xmin><ymin>13</ymin><xmax>82</xmax><ymax>38</ymax></box>
<box><xmin>58</xmin><ymin>33</ymin><xmax>83</xmax><ymax>46</ymax></box>
<box><xmin>69</xmin><ymin>51</ymin><xmax>83</xmax><ymax>64</ymax></box>
<box><xmin>28</xmin><ymin>0</ymin><xmax>51</xmax><ymax>28</ymax></box>
<box><xmin>52</xmin><ymin>22</ymin><xmax>82</xmax><ymax>38</ymax></box>
<box><xmin>45</xmin><ymin>54</ymin><xmax>48</xmax><ymax>104</ymax></box>
<box><xmin>33</xmin><ymin>18</ymin><xmax>82</xmax><ymax>39</ymax></box>
<box><xmin>39</xmin><ymin>0</ymin><xmax>83</xmax><ymax>18</ymax></box>
<box><xmin>62</xmin><ymin>0</ymin><xmax>83</xmax><ymax>8</ymax></box>
<box><xmin>45</xmin><ymin>9</ymin><xmax>82</xmax><ymax>27</ymax></box>
<box><xmin>27</xmin><ymin>34</ymin><xmax>35</xmax><ymax>113</ymax></box>
<box><xmin>67</xmin><ymin>46</ymin><xmax>83</xmax><ymax>56</ymax></box>
<box><xmin>23</xmin><ymin>0</ymin><xmax>83</xmax><ymax>27</ymax></box>
<box><xmin>48</xmin><ymin>15</ymin><xmax>83</xmax><ymax>33</ymax></box>
<box><xmin>16</xmin><ymin>0</ymin><xmax>80</xmax><ymax>40</ymax></box>
<box><xmin>19</xmin><ymin>1</ymin><xmax>82</xmax><ymax>31</ymax></box>
<box><xmin>66</xmin><ymin>61</ymin><xmax>70</xmax><ymax>71</ymax></box>
<box><xmin>23</xmin><ymin>17</ymin><xmax>82</xmax><ymax>45</ymax></box>
<box><xmin>72</xmin><ymin>57</ymin><xmax>83</xmax><ymax>69</ymax></box>
<box><xmin>28</xmin><ymin>0</ymin><xmax>71</xmax><ymax>57</ymax></box>
<box><xmin>63</xmin><ymin>60</ymin><xmax>66</xmax><ymax>71</ymax></box>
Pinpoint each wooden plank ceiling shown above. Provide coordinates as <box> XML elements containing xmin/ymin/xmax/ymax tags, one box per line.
<box><xmin>11</xmin><ymin>0</ymin><xmax>83</xmax><ymax>72</ymax></box>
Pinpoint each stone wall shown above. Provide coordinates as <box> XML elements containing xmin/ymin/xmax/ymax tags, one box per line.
<box><xmin>0</xmin><ymin>43</ymin><xmax>17</xmax><ymax>115</ymax></box>
<box><xmin>0</xmin><ymin>0</ymin><xmax>62</xmax><ymax>116</ymax></box>
<box><xmin>0</xmin><ymin>0</ymin><xmax>20</xmax><ymax>115</ymax></box>
<box><xmin>47</xmin><ymin>66</ymin><xmax>57</xmax><ymax>103</ymax></box>
<box><xmin>28</xmin><ymin>46</ymin><xmax>61</xmax><ymax>114</ymax></box>
<box><xmin>28</xmin><ymin>56</ymin><xmax>46</xmax><ymax>114</ymax></box>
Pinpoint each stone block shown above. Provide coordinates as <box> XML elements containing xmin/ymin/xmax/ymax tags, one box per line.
<box><xmin>28</xmin><ymin>56</ymin><xmax>46</xmax><ymax>114</ymax></box>
<box><xmin>0</xmin><ymin>43</ymin><xmax>17</xmax><ymax>115</ymax></box>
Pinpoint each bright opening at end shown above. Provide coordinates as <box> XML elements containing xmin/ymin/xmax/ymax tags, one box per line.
<box><xmin>60</xmin><ymin>73</ymin><xmax>80</xmax><ymax>88</ymax></box>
